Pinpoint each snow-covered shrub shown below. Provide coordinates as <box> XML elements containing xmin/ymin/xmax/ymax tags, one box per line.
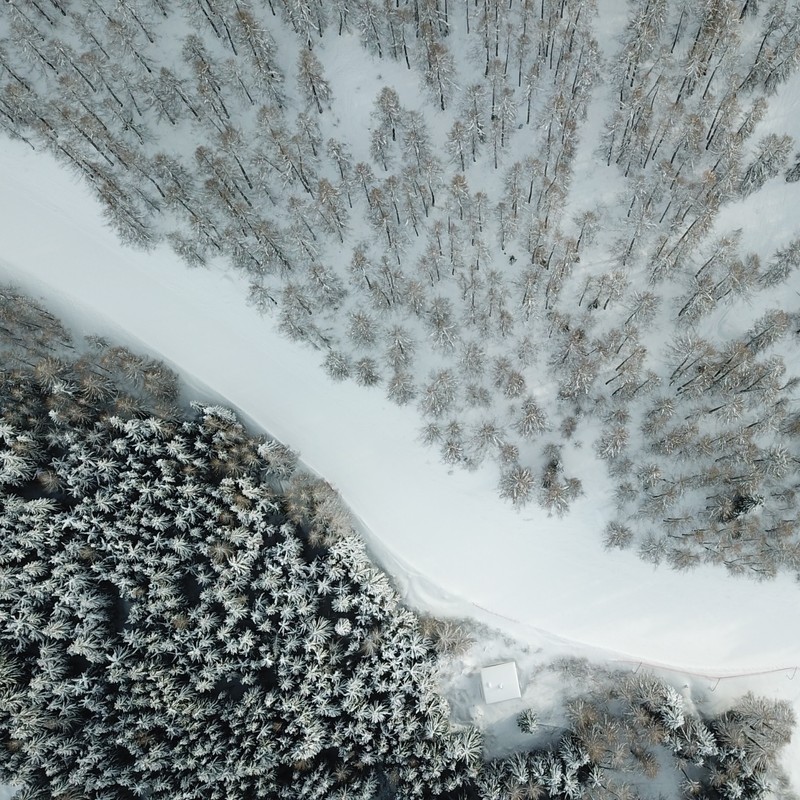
<box><xmin>785</xmin><ymin>155</ymin><xmax>800</xmax><ymax>183</ymax></box>
<box><xmin>499</xmin><ymin>463</ymin><xmax>536</xmax><ymax>506</ymax></box>
<box><xmin>740</xmin><ymin>134</ymin><xmax>793</xmax><ymax>196</ymax></box>
<box><xmin>324</xmin><ymin>349</ymin><xmax>352</xmax><ymax>381</ymax></box>
<box><xmin>517</xmin><ymin>708</ymin><xmax>540</xmax><ymax>734</ymax></box>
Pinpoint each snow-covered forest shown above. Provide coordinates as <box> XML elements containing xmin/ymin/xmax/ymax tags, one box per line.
<box><xmin>3</xmin><ymin>0</ymin><xmax>800</xmax><ymax>579</ymax></box>
<box><xmin>0</xmin><ymin>286</ymin><xmax>796</xmax><ymax>799</ymax></box>
<box><xmin>3</xmin><ymin>0</ymin><xmax>800</xmax><ymax>797</ymax></box>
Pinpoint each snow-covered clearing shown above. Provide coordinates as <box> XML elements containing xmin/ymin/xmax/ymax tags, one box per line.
<box><xmin>1</xmin><ymin>138</ymin><xmax>799</xmax><ymax>783</ymax></box>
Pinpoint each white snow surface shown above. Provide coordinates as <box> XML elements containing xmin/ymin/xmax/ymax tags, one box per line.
<box><xmin>1</xmin><ymin>139</ymin><xmax>799</xmax><ymax>781</ymax></box>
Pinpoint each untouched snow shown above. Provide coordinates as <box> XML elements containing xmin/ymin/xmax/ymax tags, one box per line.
<box><xmin>1</xmin><ymin>139</ymin><xmax>799</xmax><ymax>781</ymax></box>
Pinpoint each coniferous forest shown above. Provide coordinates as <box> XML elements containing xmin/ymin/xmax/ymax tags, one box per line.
<box><xmin>2</xmin><ymin>0</ymin><xmax>800</xmax><ymax>580</ymax></box>
<box><xmin>2</xmin><ymin>0</ymin><xmax>800</xmax><ymax>797</ymax></box>
<box><xmin>0</xmin><ymin>285</ymin><xmax>796</xmax><ymax>800</ymax></box>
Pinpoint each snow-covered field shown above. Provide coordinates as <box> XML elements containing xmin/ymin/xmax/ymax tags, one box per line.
<box><xmin>1</xmin><ymin>138</ymin><xmax>799</xmax><ymax>783</ymax></box>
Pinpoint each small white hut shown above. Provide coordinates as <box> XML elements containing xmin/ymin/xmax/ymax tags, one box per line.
<box><xmin>480</xmin><ymin>661</ymin><xmax>521</xmax><ymax>704</ymax></box>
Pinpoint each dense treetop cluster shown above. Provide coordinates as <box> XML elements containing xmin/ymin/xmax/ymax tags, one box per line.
<box><xmin>0</xmin><ymin>402</ymin><xmax>479</xmax><ymax>798</ymax></box>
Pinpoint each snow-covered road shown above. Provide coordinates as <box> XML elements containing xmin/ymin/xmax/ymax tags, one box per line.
<box><xmin>2</xmin><ymin>138</ymin><xmax>799</xmax><ymax>679</ymax></box>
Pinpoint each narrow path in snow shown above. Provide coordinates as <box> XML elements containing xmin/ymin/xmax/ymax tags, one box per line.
<box><xmin>2</xmin><ymin>139</ymin><xmax>799</xmax><ymax>680</ymax></box>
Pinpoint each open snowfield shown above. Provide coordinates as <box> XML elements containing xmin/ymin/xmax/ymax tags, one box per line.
<box><xmin>1</xmin><ymin>137</ymin><xmax>799</xmax><ymax>783</ymax></box>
